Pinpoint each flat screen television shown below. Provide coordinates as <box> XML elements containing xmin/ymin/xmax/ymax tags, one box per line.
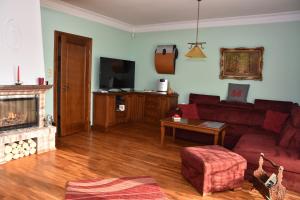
<box><xmin>99</xmin><ymin>57</ymin><xmax>135</xmax><ymax>90</ymax></box>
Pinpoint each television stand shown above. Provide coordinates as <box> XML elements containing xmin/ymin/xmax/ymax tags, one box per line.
<box><xmin>92</xmin><ymin>91</ymin><xmax>178</xmax><ymax>131</ymax></box>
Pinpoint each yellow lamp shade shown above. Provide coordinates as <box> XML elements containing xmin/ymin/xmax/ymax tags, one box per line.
<box><xmin>185</xmin><ymin>45</ymin><xmax>207</xmax><ymax>58</ymax></box>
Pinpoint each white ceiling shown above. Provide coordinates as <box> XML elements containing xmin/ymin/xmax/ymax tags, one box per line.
<box><xmin>60</xmin><ymin>0</ymin><xmax>300</xmax><ymax>25</ymax></box>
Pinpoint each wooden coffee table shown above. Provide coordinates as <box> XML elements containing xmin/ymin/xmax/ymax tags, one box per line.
<box><xmin>160</xmin><ymin>118</ymin><xmax>227</xmax><ymax>145</ymax></box>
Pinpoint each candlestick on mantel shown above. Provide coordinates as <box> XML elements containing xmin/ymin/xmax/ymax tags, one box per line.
<box><xmin>15</xmin><ymin>65</ymin><xmax>23</xmax><ymax>85</ymax></box>
<box><xmin>17</xmin><ymin>65</ymin><xmax>20</xmax><ymax>81</ymax></box>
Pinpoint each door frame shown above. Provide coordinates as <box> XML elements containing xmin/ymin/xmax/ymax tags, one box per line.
<box><xmin>53</xmin><ymin>31</ymin><xmax>92</xmax><ymax>136</ymax></box>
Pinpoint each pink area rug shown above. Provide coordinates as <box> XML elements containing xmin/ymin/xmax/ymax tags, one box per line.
<box><xmin>65</xmin><ymin>176</ymin><xmax>168</xmax><ymax>200</ymax></box>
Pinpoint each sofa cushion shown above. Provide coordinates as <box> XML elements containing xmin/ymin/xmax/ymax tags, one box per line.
<box><xmin>227</xmin><ymin>83</ymin><xmax>250</xmax><ymax>103</ymax></box>
<box><xmin>263</xmin><ymin>110</ymin><xmax>289</xmax><ymax>133</ymax></box>
<box><xmin>189</xmin><ymin>93</ymin><xmax>220</xmax><ymax>105</ymax></box>
<box><xmin>227</xmin><ymin>125</ymin><xmax>275</xmax><ymax>138</ymax></box>
<box><xmin>216</xmin><ymin>109</ymin><xmax>257</xmax><ymax>126</ymax></box>
<box><xmin>234</xmin><ymin>134</ymin><xmax>300</xmax><ymax>174</ymax></box>
<box><xmin>178</xmin><ymin>104</ymin><xmax>199</xmax><ymax>119</ymax></box>
<box><xmin>254</xmin><ymin>99</ymin><xmax>294</xmax><ymax>113</ymax></box>
<box><xmin>279</xmin><ymin>121</ymin><xmax>298</xmax><ymax>148</ymax></box>
<box><xmin>234</xmin><ymin>134</ymin><xmax>277</xmax><ymax>153</ymax></box>
<box><xmin>196</xmin><ymin>104</ymin><xmax>265</xmax><ymax>127</ymax></box>
<box><xmin>289</xmin><ymin>127</ymin><xmax>300</xmax><ymax>150</ymax></box>
<box><xmin>220</xmin><ymin>100</ymin><xmax>253</xmax><ymax>110</ymax></box>
<box><xmin>224</xmin><ymin>125</ymin><xmax>271</xmax><ymax>149</ymax></box>
<box><xmin>215</xmin><ymin>107</ymin><xmax>265</xmax><ymax>127</ymax></box>
<box><xmin>195</xmin><ymin>104</ymin><xmax>218</xmax><ymax>121</ymax></box>
<box><xmin>291</xmin><ymin>106</ymin><xmax>300</xmax><ymax>128</ymax></box>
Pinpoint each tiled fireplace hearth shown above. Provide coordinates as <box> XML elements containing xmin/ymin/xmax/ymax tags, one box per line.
<box><xmin>0</xmin><ymin>85</ymin><xmax>56</xmax><ymax>164</ymax></box>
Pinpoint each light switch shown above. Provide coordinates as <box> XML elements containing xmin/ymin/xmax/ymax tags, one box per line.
<box><xmin>47</xmin><ymin>68</ymin><xmax>53</xmax><ymax>78</ymax></box>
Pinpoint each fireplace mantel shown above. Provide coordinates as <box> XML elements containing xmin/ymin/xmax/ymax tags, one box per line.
<box><xmin>0</xmin><ymin>85</ymin><xmax>52</xmax><ymax>92</ymax></box>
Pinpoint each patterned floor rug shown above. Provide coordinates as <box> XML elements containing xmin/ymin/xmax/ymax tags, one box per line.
<box><xmin>65</xmin><ymin>176</ymin><xmax>168</xmax><ymax>200</ymax></box>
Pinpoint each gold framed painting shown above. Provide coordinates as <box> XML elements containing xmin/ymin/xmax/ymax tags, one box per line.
<box><xmin>220</xmin><ymin>47</ymin><xmax>264</xmax><ymax>80</ymax></box>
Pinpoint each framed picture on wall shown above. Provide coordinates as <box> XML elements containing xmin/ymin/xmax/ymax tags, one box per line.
<box><xmin>220</xmin><ymin>47</ymin><xmax>264</xmax><ymax>80</ymax></box>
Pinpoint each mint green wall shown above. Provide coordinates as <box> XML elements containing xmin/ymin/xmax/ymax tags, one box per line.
<box><xmin>132</xmin><ymin>22</ymin><xmax>300</xmax><ymax>104</ymax></box>
<box><xmin>41</xmin><ymin>7</ymin><xmax>300</xmax><ymax>116</ymax></box>
<box><xmin>41</xmin><ymin>8</ymin><xmax>133</xmax><ymax>115</ymax></box>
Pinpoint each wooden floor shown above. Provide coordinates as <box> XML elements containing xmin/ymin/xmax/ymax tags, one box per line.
<box><xmin>0</xmin><ymin>123</ymin><xmax>299</xmax><ymax>200</ymax></box>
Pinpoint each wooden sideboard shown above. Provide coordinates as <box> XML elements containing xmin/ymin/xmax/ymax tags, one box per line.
<box><xmin>93</xmin><ymin>92</ymin><xmax>178</xmax><ymax>131</ymax></box>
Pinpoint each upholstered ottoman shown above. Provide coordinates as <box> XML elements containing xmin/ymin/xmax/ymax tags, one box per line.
<box><xmin>181</xmin><ymin>145</ymin><xmax>247</xmax><ymax>196</ymax></box>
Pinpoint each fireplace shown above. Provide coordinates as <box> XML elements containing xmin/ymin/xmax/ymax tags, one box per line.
<box><xmin>0</xmin><ymin>95</ymin><xmax>39</xmax><ymax>131</ymax></box>
<box><xmin>0</xmin><ymin>85</ymin><xmax>56</xmax><ymax>164</ymax></box>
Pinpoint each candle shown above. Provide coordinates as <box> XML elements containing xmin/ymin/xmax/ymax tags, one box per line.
<box><xmin>17</xmin><ymin>65</ymin><xmax>20</xmax><ymax>82</ymax></box>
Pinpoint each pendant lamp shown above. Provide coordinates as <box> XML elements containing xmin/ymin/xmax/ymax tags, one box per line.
<box><xmin>185</xmin><ymin>0</ymin><xmax>207</xmax><ymax>58</ymax></box>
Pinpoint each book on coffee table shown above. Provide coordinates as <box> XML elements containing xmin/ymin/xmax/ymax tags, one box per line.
<box><xmin>200</xmin><ymin>121</ymin><xmax>225</xmax><ymax>129</ymax></box>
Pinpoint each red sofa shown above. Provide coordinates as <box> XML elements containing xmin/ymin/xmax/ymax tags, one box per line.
<box><xmin>176</xmin><ymin>93</ymin><xmax>300</xmax><ymax>193</ymax></box>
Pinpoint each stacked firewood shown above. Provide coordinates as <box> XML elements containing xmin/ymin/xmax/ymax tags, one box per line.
<box><xmin>4</xmin><ymin>139</ymin><xmax>37</xmax><ymax>161</ymax></box>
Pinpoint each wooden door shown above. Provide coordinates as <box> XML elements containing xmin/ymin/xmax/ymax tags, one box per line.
<box><xmin>54</xmin><ymin>31</ymin><xmax>92</xmax><ymax>136</ymax></box>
